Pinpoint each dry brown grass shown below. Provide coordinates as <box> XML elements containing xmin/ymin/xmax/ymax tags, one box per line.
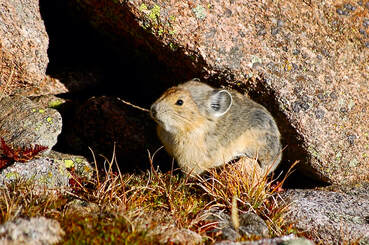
<box><xmin>0</xmin><ymin>147</ymin><xmax>299</xmax><ymax>244</ymax></box>
<box><xmin>196</xmin><ymin>157</ymin><xmax>298</xmax><ymax>237</ymax></box>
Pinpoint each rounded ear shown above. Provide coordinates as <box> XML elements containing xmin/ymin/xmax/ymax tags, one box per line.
<box><xmin>208</xmin><ymin>90</ymin><xmax>233</xmax><ymax>117</ymax></box>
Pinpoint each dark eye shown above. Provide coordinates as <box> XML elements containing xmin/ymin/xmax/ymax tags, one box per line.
<box><xmin>175</xmin><ymin>99</ymin><xmax>183</xmax><ymax>106</ymax></box>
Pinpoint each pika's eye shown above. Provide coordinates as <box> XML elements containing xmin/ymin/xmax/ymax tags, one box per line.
<box><xmin>175</xmin><ymin>99</ymin><xmax>183</xmax><ymax>106</ymax></box>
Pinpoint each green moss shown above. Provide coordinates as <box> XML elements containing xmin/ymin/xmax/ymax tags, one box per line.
<box><xmin>61</xmin><ymin>216</ymin><xmax>154</xmax><ymax>244</ymax></box>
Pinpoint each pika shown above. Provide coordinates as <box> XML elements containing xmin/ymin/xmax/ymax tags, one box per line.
<box><xmin>150</xmin><ymin>79</ymin><xmax>282</xmax><ymax>175</ymax></box>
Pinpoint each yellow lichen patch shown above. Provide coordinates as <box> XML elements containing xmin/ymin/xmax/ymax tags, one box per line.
<box><xmin>148</xmin><ymin>5</ymin><xmax>160</xmax><ymax>21</ymax></box>
<box><xmin>48</xmin><ymin>99</ymin><xmax>64</xmax><ymax>108</ymax></box>
<box><xmin>64</xmin><ymin>160</ymin><xmax>75</xmax><ymax>168</ymax></box>
<box><xmin>5</xmin><ymin>172</ymin><xmax>19</xmax><ymax>179</ymax></box>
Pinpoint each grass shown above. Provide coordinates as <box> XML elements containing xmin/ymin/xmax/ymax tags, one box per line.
<box><xmin>196</xmin><ymin>157</ymin><xmax>298</xmax><ymax>238</ymax></box>
<box><xmin>0</xmin><ymin>148</ymin><xmax>300</xmax><ymax>244</ymax></box>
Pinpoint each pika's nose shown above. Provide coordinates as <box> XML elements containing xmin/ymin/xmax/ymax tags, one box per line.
<box><xmin>150</xmin><ymin>104</ymin><xmax>157</xmax><ymax>118</ymax></box>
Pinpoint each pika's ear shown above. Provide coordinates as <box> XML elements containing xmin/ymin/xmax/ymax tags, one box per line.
<box><xmin>208</xmin><ymin>90</ymin><xmax>232</xmax><ymax>117</ymax></box>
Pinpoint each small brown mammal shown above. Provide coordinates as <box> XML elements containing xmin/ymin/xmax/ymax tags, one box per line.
<box><xmin>150</xmin><ymin>79</ymin><xmax>282</xmax><ymax>175</ymax></box>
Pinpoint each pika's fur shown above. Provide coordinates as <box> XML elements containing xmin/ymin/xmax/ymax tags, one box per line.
<box><xmin>150</xmin><ymin>79</ymin><xmax>282</xmax><ymax>175</ymax></box>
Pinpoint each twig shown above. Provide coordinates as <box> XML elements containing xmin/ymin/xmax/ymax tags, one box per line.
<box><xmin>117</xmin><ymin>97</ymin><xmax>150</xmax><ymax>112</ymax></box>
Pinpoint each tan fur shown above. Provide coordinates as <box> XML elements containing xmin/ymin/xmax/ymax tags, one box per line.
<box><xmin>150</xmin><ymin>80</ymin><xmax>282</xmax><ymax>175</ymax></box>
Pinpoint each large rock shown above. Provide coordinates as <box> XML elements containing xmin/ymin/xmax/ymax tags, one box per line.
<box><xmin>0</xmin><ymin>217</ymin><xmax>64</xmax><ymax>245</ymax></box>
<box><xmin>204</xmin><ymin>209</ymin><xmax>269</xmax><ymax>241</ymax></box>
<box><xmin>216</xmin><ymin>235</ymin><xmax>314</xmax><ymax>245</ymax></box>
<box><xmin>0</xmin><ymin>0</ymin><xmax>67</xmax><ymax>96</ymax></box>
<box><xmin>282</xmin><ymin>189</ymin><xmax>369</xmax><ymax>244</ymax></box>
<box><xmin>70</xmin><ymin>0</ymin><xmax>369</xmax><ymax>184</ymax></box>
<box><xmin>0</xmin><ymin>151</ymin><xmax>93</xmax><ymax>190</ymax></box>
<box><xmin>0</xmin><ymin>96</ymin><xmax>62</xmax><ymax>153</ymax></box>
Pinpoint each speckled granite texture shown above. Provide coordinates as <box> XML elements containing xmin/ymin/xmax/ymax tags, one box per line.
<box><xmin>70</xmin><ymin>0</ymin><xmax>369</xmax><ymax>184</ymax></box>
<box><xmin>0</xmin><ymin>0</ymin><xmax>67</xmax><ymax>96</ymax></box>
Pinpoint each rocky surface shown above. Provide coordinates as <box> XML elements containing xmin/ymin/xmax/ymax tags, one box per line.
<box><xmin>0</xmin><ymin>151</ymin><xmax>93</xmax><ymax>190</ymax></box>
<box><xmin>204</xmin><ymin>208</ymin><xmax>269</xmax><ymax>241</ymax></box>
<box><xmin>216</xmin><ymin>235</ymin><xmax>314</xmax><ymax>245</ymax></box>
<box><xmin>282</xmin><ymin>189</ymin><xmax>369</xmax><ymax>244</ymax></box>
<box><xmin>29</xmin><ymin>94</ymin><xmax>68</xmax><ymax>110</ymax></box>
<box><xmin>0</xmin><ymin>96</ymin><xmax>62</xmax><ymax>154</ymax></box>
<box><xmin>134</xmin><ymin>210</ymin><xmax>204</xmax><ymax>244</ymax></box>
<box><xmin>0</xmin><ymin>0</ymin><xmax>67</xmax><ymax>96</ymax></box>
<box><xmin>326</xmin><ymin>182</ymin><xmax>369</xmax><ymax>200</ymax></box>
<box><xmin>70</xmin><ymin>0</ymin><xmax>369</xmax><ymax>185</ymax></box>
<box><xmin>0</xmin><ymin>217</ymin><xmax>65</xmax><ymax>245</ymax></box>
